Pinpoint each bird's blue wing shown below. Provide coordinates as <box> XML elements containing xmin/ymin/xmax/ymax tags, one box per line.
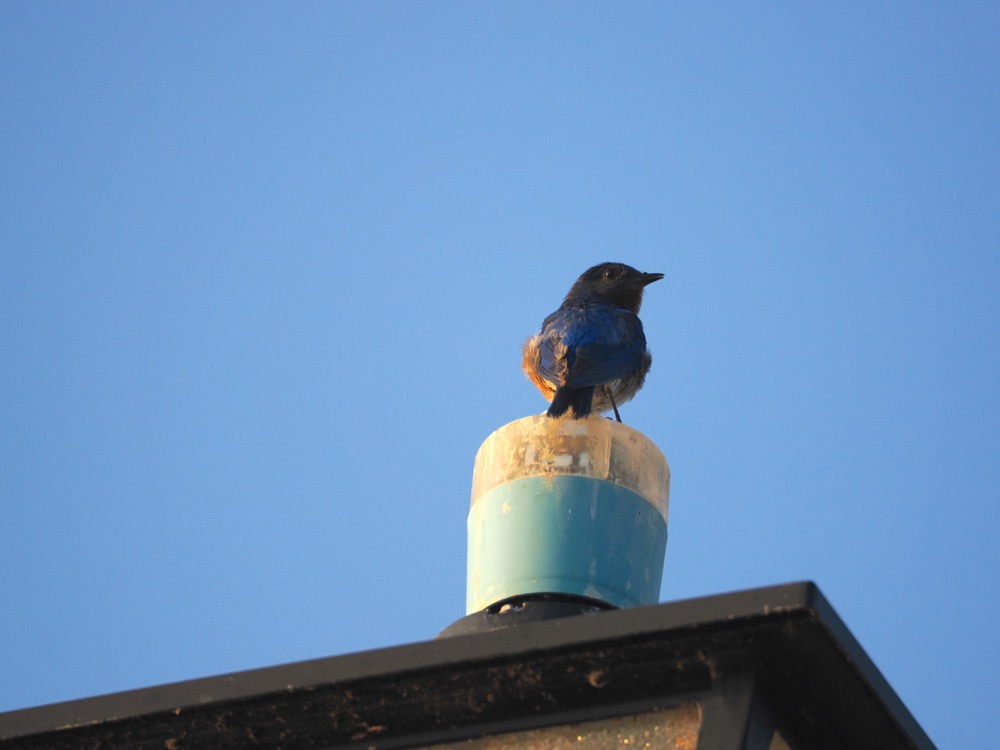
<box><xmin>537</xmin><ymin>306</ymin><xmax>646</xmax><ymax>388</ymax></box>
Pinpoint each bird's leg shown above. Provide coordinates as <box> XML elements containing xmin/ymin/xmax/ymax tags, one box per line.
<box><xmin>604</xmin><ymin>385</ymin><xmax>622</xmax><ymax>423</ymax></box>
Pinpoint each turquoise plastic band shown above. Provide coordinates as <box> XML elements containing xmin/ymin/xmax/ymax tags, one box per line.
<box><xmin>467</xmin><ymin>475</ymin><xmax>667</xmax><ymax>613</ymax></box>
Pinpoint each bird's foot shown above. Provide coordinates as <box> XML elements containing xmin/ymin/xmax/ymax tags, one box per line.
<box><xmin>604</xmin><ymin>385</ymin><xmax>622</xmax><ymax>423</ymax></box>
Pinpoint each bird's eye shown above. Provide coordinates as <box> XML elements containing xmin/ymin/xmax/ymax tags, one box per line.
<box><xmin>603</xmin><ymin>269</ymin><xmax>614</xmax><ymax>279</ymax></box>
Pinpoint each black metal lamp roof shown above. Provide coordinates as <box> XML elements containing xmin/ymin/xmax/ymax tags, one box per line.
<box><xmin>0</xmin><ymin>581</ymin><xmax>935</xmax><ymax>750</ymax></box>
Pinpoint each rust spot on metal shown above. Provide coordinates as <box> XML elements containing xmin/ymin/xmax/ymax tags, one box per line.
<box><xmin>586</xmin><ymin>669</ymin><xmax>607</xmax><ymax>688</ymax></box>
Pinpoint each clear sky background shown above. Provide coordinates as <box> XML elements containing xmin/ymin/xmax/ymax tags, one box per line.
<box><xmin>2</xmin><ymin>4</ymin><xmax>997</xmax><ymax>747</ymax></box>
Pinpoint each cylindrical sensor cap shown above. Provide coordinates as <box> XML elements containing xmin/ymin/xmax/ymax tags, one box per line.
<box><xmin>467</xmin><ymin>415</ymin><xmax>670</xmax><ymax>614</ymax></box>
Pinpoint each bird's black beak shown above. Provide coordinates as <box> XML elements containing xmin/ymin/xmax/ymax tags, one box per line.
<box><xmin>639</xmin><ymin>272</ymin><xmax>664</xmax><ymax>286</ymax></box>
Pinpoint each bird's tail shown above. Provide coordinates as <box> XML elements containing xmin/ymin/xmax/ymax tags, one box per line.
<box><xmin>547</xmin><ymin>386</ymin><xmax>595</xmax><ymax>419</ymax></box>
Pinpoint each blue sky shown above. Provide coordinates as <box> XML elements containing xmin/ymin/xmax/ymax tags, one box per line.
<box><xmin>2</xmin><ymin>4</ymin><xmax>997</xmax><ymax>747</ymax></box>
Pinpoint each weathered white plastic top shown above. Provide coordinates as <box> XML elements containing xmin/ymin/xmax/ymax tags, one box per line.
<box><xmin>470</xmin><ymin>415</ymin><xmax>670</xmax><ymax>516</ymax></box>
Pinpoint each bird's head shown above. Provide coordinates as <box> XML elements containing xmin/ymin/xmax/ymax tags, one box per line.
<box><xmin>566</xmin><ymin>262</ymin><xmax>664</xmax><ymax>313</ymax></box>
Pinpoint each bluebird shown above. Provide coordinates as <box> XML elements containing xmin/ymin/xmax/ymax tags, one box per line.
<box><xmin>522</xmin><ymin>262</ymin><xmax>663</xmax><ymax>421</ymax></box>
